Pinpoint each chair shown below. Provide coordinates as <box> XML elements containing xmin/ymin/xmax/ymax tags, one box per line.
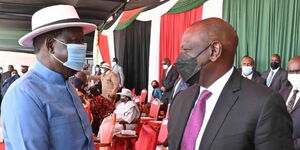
<box><xmin>140</xmin><ymin>89</ymin><xmax>148</xmax><ymax>104</ymax></box>
<box><xmin>135</xmin><ymin>124</ymin><xmax>159</xmax><ymax>150</ymax></box>
<box><xmin>94</xmin><ymin>114</ymin><xmax>116</xmax><ymax>149</ymax></box>
<box><xmin>157</xmin><ymin>119</ymin><xmax>168</xmax><ymax>145</ymax></box>
<box><xmin>140</xmin><ymin>99</ymin><xmax>161</xmax><ymax>123</ymax></box>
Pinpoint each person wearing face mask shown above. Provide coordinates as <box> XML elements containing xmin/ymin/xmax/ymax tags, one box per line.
<box><xmin>1</xmin><ymin>70</ymin><xmax>20</xmax><ymax>97</ymax></box>
<box><xmin>112</xmin><ymin>58</ymin><xmax>125</xmax><ymax>87</ymax></box>
<box><xmin>94</xmin><ymin>65</ymin><xmax>101</xmax><ymax>75</ymax></box>
<box><xmin>113</xmin><ymin>88</ymin><xmax>140</xmax><ymax>134</ymax></box>
<box><xmin>1</xmin><ymin>5</ymin><xmax>97</xmax><ymax>150</ymax></box>
<box><xmin>280</xmin><ymin>56</ymin><xmax>300</xmax><ymax>150</ymax></box>
<box><xmin>238</xmin><ymin>56</ymin><xmax>265</xmax><ymax>85</ymax></box>
<box><xmin>168</xmin><ymin>18</ymin><xmax>293</xmax><ymax>150</ymax></box>
<box><xmin>151</xmin><ymin>80</ymin><xmax>163</xmax><ymax>100</ymax></box>
<box><xmin>262</xmin><ymin>54</ymin><xmax>288</xmax><ymax>91</ymax></box>
<box><xmin>92</xmin><ymin>62</ymin><xmax>120</xmax><ymax>101</ymax></box>
<box><xmin>161</xmin><ymin>58</ymin><xmax>179</xmax><ymax>111</ymax></box>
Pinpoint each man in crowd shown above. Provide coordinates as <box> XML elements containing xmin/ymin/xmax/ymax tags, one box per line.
<box><xmin>112</xmin><ymin>58</ymin><xmax>125</xmax><ymax>87</ymax></box>
<box><xmin>89</xmin><ymin>63</ymin><xmax>120</xmax><ymax>101</ymax></box>
<box><xmin>1</xmin><ymin>5</ymin><xmax>97</xmax><ymax>150</ymax></box>
<box><xmin>168</xmin><ymin>18</ymin><xmax>293</xmax><ymax>150</ymax></box>
<box><xmin>1</xmin><ymin>70</ymin><xmax>20</xmax><ymax>96</ymax></box>
<box><xmin>114</xmin><ymin>88</ymin><xmax>140</xmax><ymax>133</ymax></box>
<box><xmin>280</xmin><ymin>56</ymin><xmax>300</xmax><ymax>150</ymax></box>
<box><xmin>161</xmin><ymin>58</ymin><xmax>178</xmax><ymax>110</ymax></box>
<box><xmin>0</xmin><ymin>65</ymin><xmax>14</xmax><ymax>86</ymax></box>
<box><xmin>262</xmin><ymin>54</ymin><xmax>288</xmax><ymax>91</ymax></box>
<box><xmin>238</xmin><ymin>56</ymin><xmax>265</xmax><ymax>85</ymax></box>
<box><xmin>20</xmin><ymin>65</ymin><xmax>29</xmax><ymax>75</ymax></box>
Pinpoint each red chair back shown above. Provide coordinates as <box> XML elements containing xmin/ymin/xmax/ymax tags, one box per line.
<box><xmin>140</xmin><ymin>89</ymin><xmax>148</xmax><ymax>104</ymax></box>
<box><xmin>149</xmin><ymin>99</ymin><xmax>160</xmax><ymax>119</ymax></box>
<box><xmin>135</xmin><ymin>124</ymin><xmax>158</xmax><ymax>150</ymax></box>
<box><xmin>157</xmin><ymin>119</ymin><xmax>168</xmax><ymax>144</ymax></box>
<box><xmin>98</xmin><ymin>114</ymin><xmax>116</xmax><ymax>143</ymax></box>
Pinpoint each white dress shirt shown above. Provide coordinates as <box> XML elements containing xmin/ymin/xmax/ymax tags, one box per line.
<box><xmin>242</xmin><ymin>72</ymin><xmax>253</xmax><ymax>80</ymax></box>
<box><xmin>286</xmin><ymin>87</ymin><xmax>300</xmax><ymax>109</ymax></box>
<box><xmin>195</xmin><ymin>67</ymin><xmax>234</xmax><ymax>149</ymax></box>
<box><xmin>165</xmin><ymin>65</ymin><xmax>172</xmax><ymax>77</ymax></box>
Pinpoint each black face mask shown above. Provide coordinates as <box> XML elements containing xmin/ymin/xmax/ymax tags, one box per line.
<box><xmin>120</xmin><ymin>98</ymin><xmax>128</xmax><ymax>102</ymax></box>
<box><xmin>270</xmin><ymin>62</ymin><xmax>280</xmax><ymax>70</ymax></box>
<box><xmin>175</xmin><ymin>43</ymin><xmax>211</xmax><ymax>82</ymax></box>
<box><xmin>152</xmin><ymin>85</ymin><xmax>158</xmax><ymax>88</ymax></box>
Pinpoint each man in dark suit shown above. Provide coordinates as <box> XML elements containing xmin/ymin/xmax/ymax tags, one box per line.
<box><xmin>168</xmin><ymin>18</ymin><xmax>293</xmax><ymax>150</ymax></box>
<box><xmin>237</xmin><ymin>56</ymin><xmax>265</xmax><ymax>85</ymax></box>
<box><xmin>161</xmin><ymin>58</ymin><xmax>178</xmax><ymax>110</ymax></box>
<box><xmin>280</xmin><ymin>56</ymin><xmax>300</xmax><ymax>150</ymax></box>
<box><xmin>262</xmin><ymin>54</ymin><xmax>288</xmax><ymax>92</ymax></box>
<box><xmin>0</xmin><ymin>65</ymin><xmax>14</xmax><ymax>102</ymax></box>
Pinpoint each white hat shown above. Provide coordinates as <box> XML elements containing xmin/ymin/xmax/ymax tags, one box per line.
<box><xmin>117</xmin><ymin>88</ymin><xmax>133</xmax><ymax>99</ymax></box>
<box><xmin>19</xmin><ymin>5</ymin><xmax>97</xmax><ymax>47</ymax></box>
<box><xmin>100</xmin><ymin>63</ymin><xmax>111</xmax><ymax>70</ymax></box>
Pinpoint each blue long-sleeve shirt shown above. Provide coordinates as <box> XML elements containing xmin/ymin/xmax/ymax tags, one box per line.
<box><xmin>1</xmin><ymin>61</ymin><xmax>94</xmax><ymax>150</ymax></box>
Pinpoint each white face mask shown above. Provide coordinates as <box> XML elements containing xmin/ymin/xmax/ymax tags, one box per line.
<box><xmin>288</xmin><ymin>74</ymin><xmax>300</xmax><ymax>89</ymax></box>
<box><xmin>163</xmin><ymin>64</ymin><xmax>168</xmax><ymax>70</ymax></box>
<box><xmin>100</xmin><ymin>69</ymin><xmax>106</xmax><ymax>74</ymax></box>
<box><xmin>0</xmin><ymin>69</ymin><xmax>3</xmax><ymax>74</ymax></box>
<box><xmin>112</xmin><ymin>62</ymin><xmax>117</xmax><ymax>66</ymax></box>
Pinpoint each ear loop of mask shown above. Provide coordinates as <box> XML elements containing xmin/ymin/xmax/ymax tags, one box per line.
<box><xmin>51</xmin><ymin>37</ymin><xmax>67</xmax><ymax>65</ymax></box>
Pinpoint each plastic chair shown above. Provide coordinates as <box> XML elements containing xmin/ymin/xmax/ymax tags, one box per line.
<box><xmin>140</xmin><ymin>99</ymin><xmax>161</xmax><ymax>123</ymax></box>
<box><xmin>94</xmin><ymin>114</ymin><xmax>116</xmax><ymax>149</ymax></box>
<box><xmin>135</xmin><ymin>124</ymin><xmax>159</xmax><ymax>150</ymax></box>
<box><xmin>140</xmin><ymin>89</ymin><xmax>148</xmax><ymax>104</ymax></box>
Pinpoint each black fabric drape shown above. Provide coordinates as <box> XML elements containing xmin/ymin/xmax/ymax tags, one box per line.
<box><xmin>114</xmin><ymin>20</ymin><xmax>151</xmax><ymax>94</ymax></box>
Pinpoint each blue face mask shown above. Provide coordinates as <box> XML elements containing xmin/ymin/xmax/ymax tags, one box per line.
<box><xmin>242</xmin><ymin>66</ymin><xmax>253</xmax><ymax>75</ymax></box>
<box><xmin>95</xmin><ymin>67</ymin><xmax>100</xmax><ymax>72</ymax></box>
<box><xmin>52</xmin><ymin>38</ymin><xmax>87</xmax><ymax>71</ymax></box>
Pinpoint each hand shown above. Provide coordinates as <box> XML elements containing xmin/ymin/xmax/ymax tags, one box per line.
<box><xmin>108</xmin><ymin>93</ymin><xmax>116</xmax><ymax>99</ymax></box>
<box><xmin>161</xmin><ymin>87</ymin><xmax>166</xmax><ymax>92</ymax></box>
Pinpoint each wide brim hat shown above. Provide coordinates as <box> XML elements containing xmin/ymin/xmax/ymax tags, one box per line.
<box><xmin>100</xmin><ymin>63</ymin><xmax>111</xmax><ymax>70</ymax></box>
<box><xmin>19</xmin><ymin>5</ymin><xmax>97</xmax><ymax>47</ymax></box>
<box><xmin>116</xmin><ymin>88</ymin><xmax>133</xmax><ymax>99</ymax></box>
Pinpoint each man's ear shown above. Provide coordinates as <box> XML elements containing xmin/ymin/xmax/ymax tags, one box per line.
<box><xmin>209</xmin><ymin>41</ymin><xmax>222</xmax><ymax>62</ymax></box>
<box><xmin>45</xmin><ymin>37</ymin><xmax>55</xmax><ymax>54</ymax></box>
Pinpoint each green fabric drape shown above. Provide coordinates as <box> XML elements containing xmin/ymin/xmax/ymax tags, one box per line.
<box><xmin>167</xmin><ymin>0</ymin><xmax>207</xmax><ymax>14</ymax></box>
<box><xmin>223</xmin><ymin>0</ymin><xmax>300</xmax><ymax>73</ymax></box>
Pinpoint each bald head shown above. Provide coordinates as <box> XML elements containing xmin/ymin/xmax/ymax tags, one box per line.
<box><xmin>288</xmin><ymin>56</ymin><xmax>300</xmax><ymax>74</ymax></box>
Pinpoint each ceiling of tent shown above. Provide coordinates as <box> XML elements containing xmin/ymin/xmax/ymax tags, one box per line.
<box><xmin>0</xmin><ymin>0</ymin><xmax>162</xmax><ymax>55</ymax></box>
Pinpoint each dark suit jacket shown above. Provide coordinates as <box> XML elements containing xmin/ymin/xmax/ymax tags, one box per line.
<box><xmin>168</xmin><ymin>69</ymin><xmax>294</xmax><ymax>150</ymax></box>
<box><xmin>162</xmin><ymin>66</ymin><xmax>178</xmax><ymax>104</ymax></box>
<box><xmin>262</xmin><ymin>68</ymin><xmax>288</xmax><ymax>92</ymax></box>
<box><xmin>0</xmin><ymin>71</ymin><xmax>11</xmax><ymax>94</ymax></box>
<box><xmin>237</xmin><ymin>68</ymin><xmax>265</xmax><ymax>85</ymax></box>
<box><xmin>280</xmin><ymin>85</ymin><xmax>300</xmax><ymax>150</ymax></box>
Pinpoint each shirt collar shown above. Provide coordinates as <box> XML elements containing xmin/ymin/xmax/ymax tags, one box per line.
<box><xmin>271</xmin><ymin>67</ymin><xmax>280</xmax><ymax>73</ymax></box>
<box><xmin>32</xmin><ymin>60</ymin><xmax>66</xmax><ymax>85</ymax></box>
<box><xmin>201</xmin><ymin>67</ymin><xmax>234</xmax><ymax>94</ymax></box>
<box><xmin>242</xmin><ymin>72</ymin><xmax>253</xmax><ymax>80</ymax></box>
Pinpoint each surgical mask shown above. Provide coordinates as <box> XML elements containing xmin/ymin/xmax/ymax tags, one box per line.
<box><xmin>95</xmin><ymin>67</ymin><xmax>100</xmax><ymax>72</ymax></box>
<box><xmin>52</xmin><ymin>38</ymin><xmax>87</xmax><ymax>71</ymax></box>
<box><xmin>163</xmin><ymin>64</ymin><xmax>168</xmax><ymax>70</ymax></box>
<box><xmin>242</xmin><ymin>66</ymin><xmax>253</xmax><ymax>76</ymax></box>
<box><xmin>175</xmin><ymin>43</ymin><xmax>211</xmax><ymax>82</ymax></box>
<box><xmin>288</xmin><ymin>74</ymin><xmax>300</xmax><ymax>89</ymax></box>
<box><xmin>270</xmin><ymin>62</ymin><xmax>280</xmax><ymax>70</ymax></box>
<box><xmin>0</xmin><ymin>69</ymin><xmax>3</xmax><ymax>73</ymax></box>
<box><xmin>112</xmin><ymin>62</ymin><xmax>117</xmax><ymax>66</ymax></box>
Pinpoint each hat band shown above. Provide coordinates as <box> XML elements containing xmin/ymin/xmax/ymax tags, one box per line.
<box><xmin>33</xmin><ymin>18</ymin><xmax>82</xmax><ymax>30</ymax></box>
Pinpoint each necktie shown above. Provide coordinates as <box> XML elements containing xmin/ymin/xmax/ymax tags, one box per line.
<box><xmin>181</xmin><ymin>90</ymin><xmax>212</xmax><ymax>150</ymax></box>
<box><xmin>287</xmin><ymin>89</ymin><xmax>299</xmax><ymax>113</ymax></box>
<box><xmin>266</xmin><ymin>71</ymin><xmax>274</xmax><ymax>87</ymax></box>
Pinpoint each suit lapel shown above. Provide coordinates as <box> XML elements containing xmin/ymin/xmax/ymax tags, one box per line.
<box><xmin>270</xmin><ymin>68</ymin><xmax>282</xmax><ymax>86</ymax></box>
<box><xmin>199</xmin><ymin>70</ymin><xmax>241</xmax><ymax>150</ymax></box>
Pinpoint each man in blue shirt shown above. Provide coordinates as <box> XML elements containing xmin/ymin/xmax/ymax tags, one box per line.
<box><xmin>1</xmin><ymin>5</ymin><xmax>97</xmax><ymax>150</ymax></box>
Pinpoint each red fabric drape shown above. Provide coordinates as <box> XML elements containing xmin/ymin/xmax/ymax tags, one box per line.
<box><xmin>98</xmin><ymin>34</ymin><xmax>111</xmax><ymax>65</ymax></box>
<box><xmin>159</xmin><ymin>5</ymin><xmax>203</xmax><ymax>82</ymax></box>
